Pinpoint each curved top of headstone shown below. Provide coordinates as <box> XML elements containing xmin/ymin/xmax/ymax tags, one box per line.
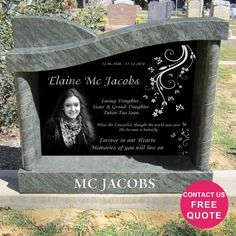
<box><xmin>7</xmin><ymin>17</ymin><xmax>228</xmax><ymax>72</ymax></box>
<box><xmin>12</xmin><ymin>16</ymin><xmax>97</xmax><ymax>48</ymax></box>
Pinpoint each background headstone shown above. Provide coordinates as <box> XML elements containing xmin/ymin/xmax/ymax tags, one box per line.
<box><xmin>210</xmin><ymin>0</ymin><xmax>230</xmax><ymax>21</ymax></box>
<box><xmin>166</xmin><ymin>0</ymin><xmax>174</xmax><ymax>18</ymax></box>
<box><xmin>106</xmin><ymin>3</ymin><xmax>136</xmax><ymax>30</ymax></box>
<box><xmin>92</xmin><ymin>0</ymin><xmax>113</xmax><ymax>7</ymax></box>
<box><xmin>187</xmin><ymin>0</ymin><xmax>203</xmax><ymax>17</ymax></box>
<box><xmin>231</xmin><ymin>4</ymin><xmax>236</xmax><ymax>19</ymax></box>
<box><xmin>114</xmin><ymin>0</ymin><xmax>134</xmax><ymax>5</ymax></box>
<box><xmin>148</xmin><ymin>1</ymin><xmax>169</xmax><ymax>20</ymax></box>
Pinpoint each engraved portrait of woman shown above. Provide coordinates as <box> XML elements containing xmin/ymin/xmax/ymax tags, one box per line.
<box><xmin>42</xmin><ymin>88</ymin><xmax>96</xmax><ymax>154</ymax></box>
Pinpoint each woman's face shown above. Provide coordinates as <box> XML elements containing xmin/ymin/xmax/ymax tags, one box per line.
<box><xmin>63</xmin><ymin>95</ymin><xmax>81</xmax><ymax>120</ymax></box>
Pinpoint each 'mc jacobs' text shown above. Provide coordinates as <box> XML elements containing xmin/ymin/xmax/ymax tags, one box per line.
<box><xmin>74</xmin><ymin>178</ymin><xmax>157</xmax><ymax>192</ymax></box>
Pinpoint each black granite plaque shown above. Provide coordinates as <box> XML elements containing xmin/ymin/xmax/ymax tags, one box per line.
<box><xmin>39</xmin><ymin>41</ymin><xmax>196</xmax><ymax>156</ymax></box>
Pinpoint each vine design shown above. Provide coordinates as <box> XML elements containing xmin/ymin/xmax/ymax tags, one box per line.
<box><xmin>145</xmin><ymin>45</ymin><xmax>196</xmax><ymax>117</ymax></box>
<box><xmin>170</xmin><ymin>122</ymin><xmax>190</xmax><ymax>155</ymax></box>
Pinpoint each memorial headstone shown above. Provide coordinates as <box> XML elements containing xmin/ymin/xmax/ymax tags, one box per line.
<box><xmin>148</xmin><ymin>0</ymin><xmax>173</xmax><ymax>20</ymax></box>
<box><xmin>166</xmin><ymin>0</ymin><xmax>174</xmax><ymax>18</ymax></box>
<box><xmin>231</xmin><ymin>4</ymin><xmax>236</xmax><ymax>19</ymax></box>
<box><xmin>6</xmin><ymin>17</ymin><xmax>228</xmax><ymax>193</ymax></box>
<box><xmin>102</xmin><ymin>0</ymin><xmax>113</xmax><ymax>7</ymax></box>
<box><xmin>148</xmin><ymin>1</ymin><xmax>168</xmax><ymax>20</ymax></box>
<box><xmin>90</xmin><ymin>0</ymin><xmax>112</xmax><ymax>7</ymax></box>
<box><xmin>106</xmin><ymin>3</ymin><xmax>136</xmax><ymax>31</ymax></box>
<box><xmin>210</xmin><ymin>0</ymin><xmax>230</xmax><ymax>21</ymax></box>
<box><xmin>187</xmin><ymin>0</ymin><xmax>203</xmax><ymax>17</ymax></box>
<box><xmin>114</xmin><ymin>0</ymin><xmax>134</xmax><ymax>5</ymax></box>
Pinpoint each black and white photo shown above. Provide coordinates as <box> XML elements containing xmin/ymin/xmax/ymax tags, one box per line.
<box><xmin>42</xmin><ymin>88</ymin><xmax>96</xmax><ymax>154</ymax></box>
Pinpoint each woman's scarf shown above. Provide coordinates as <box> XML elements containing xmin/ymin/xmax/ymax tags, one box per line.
<box><xmin>60</xmin><ymin>115</ymin><xmax>82</xmax><ymax>148</ymax></box>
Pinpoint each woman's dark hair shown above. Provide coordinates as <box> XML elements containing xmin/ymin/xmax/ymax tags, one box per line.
<box><xmin>50</xmin><ymin>88</ymin><xmax>96</xmax><ymax>144</ymax></box>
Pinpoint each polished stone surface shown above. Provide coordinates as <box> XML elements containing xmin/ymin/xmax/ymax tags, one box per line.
<box><xmin>7</xmin><ymin>17</ymin><xmax>228</xmax><ymax>72</ymax></box>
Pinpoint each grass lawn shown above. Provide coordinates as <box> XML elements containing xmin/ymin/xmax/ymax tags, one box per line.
<box><xmin>212</xmin><ymin>66</ymin><xmax>236</xmax><ymax>157</ymax></box>
<box><xmin>231</xmin><ymin>28</ymin><xmax>236</xmax><ymax>36</ymax></box>
<box><xmin>0</xmin><ymin>209</ymin><xmax>236</xmax><ymax>236</ymax></box>
<box><xmin>229</xmin><ymin>19</ymin><xmax>236</xmax><ymax>36</ymax></box>
<box><xmin>229</xmin><ymin>20</ymin><xmax>236</xmax><ymax>27</ymax></box>
<box><xmin>220</xmin><ymin>44</ymin><xmax>236</xmax><ymax>61</ymax></box>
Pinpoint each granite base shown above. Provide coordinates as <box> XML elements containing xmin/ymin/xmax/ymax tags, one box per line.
<box><xmin>18</xmin><ymin>155</ymin><xmax>212</xmax><ymax>193</ymax></box>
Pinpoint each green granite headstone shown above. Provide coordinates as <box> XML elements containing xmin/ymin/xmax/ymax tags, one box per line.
<box><xmin>7</xmin><ymin>17</ymin><xmax>228</xmax><ymax>193</ymax></box>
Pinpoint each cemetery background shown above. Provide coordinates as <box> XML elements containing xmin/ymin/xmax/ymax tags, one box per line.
<box><xmin>0</xmin><ymin>0</ymin><xmax>236</xmax><ymax>235</ymax></box>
